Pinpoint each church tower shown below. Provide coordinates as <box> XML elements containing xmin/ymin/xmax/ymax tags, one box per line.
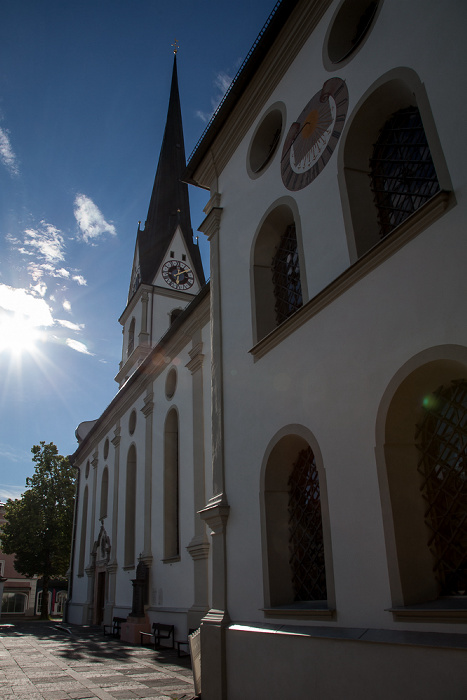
<box><xmin>116</xmin><ymin>54</ymin><xmax>205</xmax><ymax>387</ymax></box>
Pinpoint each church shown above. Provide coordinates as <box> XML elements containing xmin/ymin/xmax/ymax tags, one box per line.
<box><xmin>67</xmin><ymin>0</ymin><xmax>467</xmax><ymax>698</ymax></box>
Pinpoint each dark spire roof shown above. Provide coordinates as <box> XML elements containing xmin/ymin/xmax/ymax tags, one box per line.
<box><xmin>136</xmin><ymin>55</ymin><xmax>205</xmax><ymax>287</ymax></box>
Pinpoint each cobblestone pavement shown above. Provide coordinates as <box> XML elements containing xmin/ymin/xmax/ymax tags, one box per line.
<box><xmin>0</xmin><ymin>620</ymin><xmax>196</xmax><ymax>700</ymax></box>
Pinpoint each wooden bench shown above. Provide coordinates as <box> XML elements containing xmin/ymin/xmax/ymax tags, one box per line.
<box><xmin>140</xmin><ymin>622</ymin><xmax>175</xmax><ymax>649</ymax></box>
<box><xmin>103</xmin><ymin>616</ymin><xmax>126</xmax><ymax>639</ymax></box>
<box><xmin>175</xmin><ymin>628</ymin><xmax>197</xmax><ymax>657</ymax></box>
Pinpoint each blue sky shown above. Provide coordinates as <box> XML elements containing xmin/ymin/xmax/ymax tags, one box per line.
<box><xmin>0</xmin><ymin>0</ymin><xmax>274</xmax><ymax>500</ymax></box>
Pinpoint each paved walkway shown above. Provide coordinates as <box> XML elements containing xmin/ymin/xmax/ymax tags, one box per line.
<box><xmin>0</xmin><ymin>620</ymin><xmax>196</xmax><ymax>700</ymax></box>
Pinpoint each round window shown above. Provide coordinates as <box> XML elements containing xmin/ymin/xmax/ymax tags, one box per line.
<box><xmin>129</xmin><ymin>409</ymin><xmax>137</xmax><ymax>435</ymax></box>
<box><xmin>324</xmin><ymin>0</ymin><xmax>381</xmax><ymax>68</ymax></box>
<box><xmin>247</xmin><ymin>104</ymin><xmax>284</xmax><ymax>178</ymax></box>
<box><xmin>165</xmin><ymin>367</ymin><xmax>177</xmax><ymax>400</ymax></box>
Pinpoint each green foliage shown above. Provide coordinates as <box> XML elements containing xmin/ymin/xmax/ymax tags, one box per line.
<box><xmin>1</xmin><ymin>442</ymin><xmax>76</xmax><ymax>618</ymax></box>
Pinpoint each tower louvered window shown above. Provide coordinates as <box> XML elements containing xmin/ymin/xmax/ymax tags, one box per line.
<box><xmin>370</xmin><ymin>106</ymin><xmax>440</xmax><ymax>238</ymax></box>
<box><xmin>416</xmin><ymin>380</ymin><xmax>467</xmax><ymax>596</ymax></box>
<box><xmin>272</xmin><ymin>224</ymin><xmax>303</xmax><ymax>325</ymax></box>
<box><xmin>288</xmin><ymin>447</ymin><xmax>327</xmax><ymax>601</ymax></box>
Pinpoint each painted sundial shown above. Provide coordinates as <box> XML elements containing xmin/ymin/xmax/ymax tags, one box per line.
<box><xmin>281</xmin><ymin>77</ymin><xmax>349</xmax><ymax>191</ymax></box>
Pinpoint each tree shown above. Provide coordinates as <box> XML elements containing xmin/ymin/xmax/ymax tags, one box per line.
<box><xmin>1</xmin><ymin>442</ymin><xmax>75</xmax><ymax>619</ymax></box>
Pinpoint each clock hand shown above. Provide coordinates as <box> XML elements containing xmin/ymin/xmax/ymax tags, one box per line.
<box><xmin>174</xmin><ymin>266</ymin><xmax>192</xmax><ymax>281</ymax></box>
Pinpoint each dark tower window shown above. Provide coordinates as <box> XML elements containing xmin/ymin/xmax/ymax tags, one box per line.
<box><xmin>128</xmin><ymin>318</ymin><xmax>135</xmax><ymax>357</ymax></box>
<box><xmin>369</xmin><ymin>106</ymin><xmax>440</xmax><ymax>238</ymax></box>
<box><xmin>288</xmin><ymin>447</ymin><xmax>327</xmax><ymax>601</ymax></box>
<box><xmin>416</xmin><ymin>379</ymin><xmax>467</xmax><ymax>596</ymax></box>
<box><xmin>271</xmin><ymin>224</ymin><xmax>303</xmax><ymax>325</ymax></box>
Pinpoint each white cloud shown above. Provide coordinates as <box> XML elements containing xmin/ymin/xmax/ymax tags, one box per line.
<box><xmin>62</xmin><ymin>300</ymin><xmax>71</xmax><ymax>312</ymax></box>
<box><xmin>74</xmin><ymin>194</ymin><xmax>116</xmax><ymax>243</ymax></box>
<box><xmin>196</xmin><ymin>70</ymin><xmax>234</xmax><ymax>123</ymax></box>
<box><xmin>66</xmin><ymin>338</ymin><xmax>94</xmax><ymax>355</ymax></box>
<box><xmin>0</xmin><ymin>283</ymin><xmax>54</xmax><ymax>327</ymax></box>
<box><xmin>57</xmin><ymin>319</ymin><xmax>84</xmax><ymax>331</ymax></box>
<box><xmin>72</xmin><ymin>274</ymin><xmax>87</xmax><ymax>286</ymax></box>
<box><xmin>23</xmin><ymin>222</ymin><xmax>65</xmax><ymax>264</ymax></box>
<box><xmin>0</xmin><ymin>126</ymin><xmax>19</xmax><ymax>176</ymax></box>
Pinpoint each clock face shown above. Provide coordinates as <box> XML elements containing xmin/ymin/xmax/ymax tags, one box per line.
<box><xmin>130</xmin><ymin>266</ymin><xmax>141</xmax><ymax>295</ymax></box>
<box><xmin>281</xmin><ymin>78</ymin><xmax>349</xmax><ymax>191</ymax></box>
<box><xmin>162</xmin><ymin>260</ymin><xmax>194</xmax><ymax>290</ymax></box>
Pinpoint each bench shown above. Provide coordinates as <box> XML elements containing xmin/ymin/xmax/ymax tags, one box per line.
<box><xmin>175</xmin><ymin>628</ymin><xmax>197</xmax><ymax>657</ymax></box>
<box><xmin>140</xmin><ymin>622</ymin><xmax>175</xmax><ymax>649</ymax></box>
<box><xmin>103</xmin><ymin>616</ymin><xmax>126</xmax><ymax>639</ymax></box>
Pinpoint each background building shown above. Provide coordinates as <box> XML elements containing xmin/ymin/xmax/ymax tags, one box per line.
<box><xmin>68</xmin><ymin>1</ymin><xmax>467</xmax><ymax>697</ymax></box>
<box><xmin>0</xmin><ymin>502</ymin><xmax>37</xmax><ymax>616</ymax></box>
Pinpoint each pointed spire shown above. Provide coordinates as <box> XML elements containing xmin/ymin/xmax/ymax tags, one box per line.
<box><xmin>136</xmin><ymin>55</ymin><xmax>205</xmax><ymax>288</ymax></box>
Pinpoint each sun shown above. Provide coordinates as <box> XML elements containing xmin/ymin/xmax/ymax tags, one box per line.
<box><xmin>0</xmin><ymin>313</ymin><xmax>40</xmax><ymax>356</ymax></box>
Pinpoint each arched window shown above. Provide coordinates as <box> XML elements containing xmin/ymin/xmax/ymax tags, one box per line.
<box><xmin>369</xmin><ymin>106</ymin><xmax>440</xmax><ymax>238</ymax></box>
<box><xmin>262</xmin><ymin>431</ymin><xmax>333</xmax><ymax>612</ymax></box>
<box><xmin>170</xmin><ymin>308</ymin><xmax>183</xmax><ymax>325</ymax></box>
<box><xmin>164</xmin><ymin>408</ymin><xmax>179</xmax><ymax>560</ymax></box>
<box><xmin>100</xmin><ymin>467</ymin><xmax>109</xmax><ymax>520</ymax></box>
<box><xmin>289</xmin><ymin>447</ymin><xmax>327</xmax><ymax>602</ymax></box>
<box><xmin>124</xmin><ymin>445</ymin><xmax>137</xmax><ymax>568</ymax></box>
<box><xmin>78</xmin><ymin>485</ymin><xmax>88</xmax><ymax>576</ymax></box>
<box><xmin>415</xmin><ymin>380</ymin><xmax>467</xmax><ymax>596</ymax></box>
<box><xmin>378</xmin><ymin>351</ymin><xmax>467</xmax><ymax>609</ymax></box>
<box><xmin>252</xmin><ymin>202</ymin><xmax>305</xmax><ymax>343</ymax></box>
<box><xmin>128</xmin><ymin>318</ymin><xmax>135</xmax><ymax>357</ymax></box>
<box><xmin>340</xmin><ymin>70</ymin><xmax>451</xmax><ymax>261</ymax></box>
<box><xmin>271</xmin><ymin>224</ymin><xmax>303</xmax><ymax>326</ymax></box>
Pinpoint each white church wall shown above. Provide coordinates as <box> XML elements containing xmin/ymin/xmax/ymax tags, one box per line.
<box><xmin>206</xmin><ymin>0</ymin><xmax>467</xmax><ymax>643</ymax></box>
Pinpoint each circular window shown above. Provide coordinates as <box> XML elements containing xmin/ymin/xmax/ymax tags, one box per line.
<box><xmin>85</xmin><ymin>460</ymin><xmax>90</xmax><ymax>479</ymax></box>
<box><xmin>129</xmin><ymin>409</ymin><xmax>137</xmax><ymax>435</ymax></box>
<box><xmin>165</xmin><ymin>367</ymin><xmax>177</xmax><ymax>400</ymax></box>
<box><xmin>324</xmin><ymin>0</ymin><xmax>380</xmax><ymax>69</ymax></box>
<box><xmin>103</xmin><ymin>438</ymin><xmax>109</xmax><ymax>460</ymax></box>
<box><xmin>247</xmin><ymin>104</ymin><xmax>284</xmax><ymax>178</ymax></box>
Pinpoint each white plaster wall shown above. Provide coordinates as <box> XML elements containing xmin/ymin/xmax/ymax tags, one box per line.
<box><xmin>215</xmin><ymin>0</ymin><xmax>467</xmax><ymax>636</ymax></box>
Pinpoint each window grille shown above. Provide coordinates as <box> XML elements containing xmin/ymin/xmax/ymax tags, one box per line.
<box><xmin>288</xmin><ymin>447</ymin><xmax>327</xmax><ymax>601</ymax></box>
<box><xmin>369</xmin><ymin>106</ymin><xmax>440</xmax><ymax>238</ymax></box>
<box><xmin>415</xmin><ymin>379</ymin><xmax>467</xmax><ymax>596</ymax></box>
<box><xmin>271</xmin><ymin>223</ymin><xmax>303</xmax><ymax>325</ymax></box>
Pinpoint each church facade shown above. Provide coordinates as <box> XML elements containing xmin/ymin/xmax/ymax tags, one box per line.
<box><xmin>68</xmin><ymin>0</ymin><xmax>467</xmax><ymax>697</ymax></box>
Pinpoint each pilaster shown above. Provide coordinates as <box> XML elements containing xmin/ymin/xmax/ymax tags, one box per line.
<box><xmin>140</xmin><ymin>389</ymin><xmax>154</xmax><ymax>564</ymax></box>
<box><xmin>198</xmin><ymin>195</ymin><xmax>230</xmax><ymax>700</ymax></box>
<box><xmin>186</xmin><ymin>338</ymin><xmax>210</xmax><ymax>627</ymax></box>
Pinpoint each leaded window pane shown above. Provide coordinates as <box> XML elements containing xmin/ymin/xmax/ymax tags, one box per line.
<box><xmin>272</xmin><ymin>224</ymin><xmax>303</xmax><ymax>325</ymax></box>
<box><xmin>369</xmin><ymin>106</ymin><xmax>440</xmax><ymax>238</ymax></box>
<box><xmin>288</xmin><ymin>447</ymin><xmax>327</xmax><ymax>601</ymax></box>
<box><xmin>415</xmin><ymin>379</ymin><xmax>467</xmax><ymax>596</ymax></box>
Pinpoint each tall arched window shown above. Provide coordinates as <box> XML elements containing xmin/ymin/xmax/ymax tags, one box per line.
<box><xmin>262</xmin><ymin>431</ymin><xmax>333</xmax><ymax>612</ymax></box>
<box><xmin>100</xmin><ymin>467</ymin><xmax>109</xmax><ymax>520</ymax></box>
<box><xmin>128</xmin><ymin>318</ymin><xmax>135</xmax><ymax>357</ymax></box>
<box><xmin>378</xmin><ymin>352</ymin><xmax>467</xmax><ymax>609</ymax></box>
<box><xmin>78</xmin><ymin>485</ymin><xmax>88</xmax><ymax>576</ymax></box>
<box><xmin>124</xmin><ymin>445</ymin><xmax>137</xmax><ymax>568</ymax></box>
<box><xmin>415</xmin><ymin>380</ymin><xmax>467</xmax><ymax>596</ymax></box>
<box><xmin>271</xmin><ymin>224</ymin><xmax>303</xmax><ymax>326</ymax></box>
<box><xmin>288</xmin><ymin>447</ymin><xmax>327</xmax><ymax>602</ymax></box>
<box><xmin>252</xmin><ymin>202</ymin><xmax>305</xmax><ymax>343</ymax></box>
<box><xmin>340</xmin><ymin>70</ymin><xmax>451</xmax><ymax>261</ymax></box>
<box><xmin>164</xmin><ymin>409</ymin><xmax>179</xmax><ymax>560</ymax></box>
<box><xmin>369</xmin><ymin>106</ymin><xmax>440</xmax><ymax>238</ymax></box>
